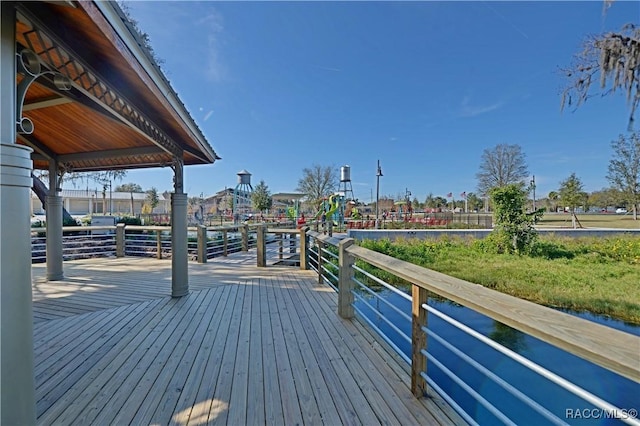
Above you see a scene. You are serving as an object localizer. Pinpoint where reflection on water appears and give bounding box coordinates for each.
[355,290,640,425]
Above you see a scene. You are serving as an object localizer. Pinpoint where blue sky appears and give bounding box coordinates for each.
[120,1,639,203]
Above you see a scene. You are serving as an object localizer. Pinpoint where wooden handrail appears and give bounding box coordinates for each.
[345,244,640,383]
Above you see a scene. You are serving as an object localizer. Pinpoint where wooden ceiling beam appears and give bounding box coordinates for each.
[56,146,167,163]
[18,133,56,160]
[22,95,73,111]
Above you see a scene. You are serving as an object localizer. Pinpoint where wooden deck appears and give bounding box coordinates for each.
[31,254,464,425]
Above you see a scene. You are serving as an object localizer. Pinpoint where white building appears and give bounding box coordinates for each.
[31,189,171,216]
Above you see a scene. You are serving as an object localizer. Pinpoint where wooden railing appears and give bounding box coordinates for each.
[30,222,295,263]
[305,230,640,423]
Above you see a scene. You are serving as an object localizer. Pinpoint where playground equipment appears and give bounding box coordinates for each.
[233,169,253,222]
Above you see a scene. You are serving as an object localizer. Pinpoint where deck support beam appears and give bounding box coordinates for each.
[0,2,36,423]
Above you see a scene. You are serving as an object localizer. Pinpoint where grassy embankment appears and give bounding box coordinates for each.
[359,235,640,325]
[537,213,639,229]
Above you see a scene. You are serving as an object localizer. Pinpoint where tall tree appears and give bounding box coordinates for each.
[476,144,529,195]
[252,180,273,213]
[547,191,559,213]
[561,23,640,129]
[466,192,484,212]
[607,132,640,219]
[296,164,338,209]
[115,183,143,193]
[146,187,159,211]
[558,173,585,228]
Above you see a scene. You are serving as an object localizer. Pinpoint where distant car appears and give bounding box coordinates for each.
[615,208,627,214]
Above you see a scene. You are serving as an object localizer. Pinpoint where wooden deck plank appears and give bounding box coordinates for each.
[207,283,246,424]
[272,274,324,425]
[89,294,205,425]
[276,273,346,426]
[173,284,240,426]
[35,304,133,398]
[39,297,183,424]
[303,273,461,425]
[32,256,465,426]
[246,279,266,426]
[263,271,305,426]
[125,288,222,425]
[286,273,381,426]
[258,277,285,426]
[225,280,253,426]
[35,298,168,417]
[154,285,233,426]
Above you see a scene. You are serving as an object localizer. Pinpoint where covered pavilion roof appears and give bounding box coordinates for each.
[14,1,219,173]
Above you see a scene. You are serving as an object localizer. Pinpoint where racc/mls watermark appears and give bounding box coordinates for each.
[565,408,638,420]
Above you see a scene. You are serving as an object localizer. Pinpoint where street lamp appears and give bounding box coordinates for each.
[376,160,383,229]
[530,175,536,211]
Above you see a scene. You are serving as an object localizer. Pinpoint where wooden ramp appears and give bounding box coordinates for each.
[32,256,465,425]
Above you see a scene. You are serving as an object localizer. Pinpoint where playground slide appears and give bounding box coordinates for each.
[325,195,340,225]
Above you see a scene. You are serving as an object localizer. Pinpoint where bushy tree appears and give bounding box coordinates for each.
[558,173,585,228]
[607,132,640,219]
[465,192,484,212]
[146,187,159,211]
[476,144,529,195]
[296,164,338,209]
[115,182,143,192]
[252,180,273,213]
[488,184,542,254]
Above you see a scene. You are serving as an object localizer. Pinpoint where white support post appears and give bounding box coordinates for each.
[171,157,188,297]
[46,160,63,280]
[1,3,36,423]
[171,192,189,297]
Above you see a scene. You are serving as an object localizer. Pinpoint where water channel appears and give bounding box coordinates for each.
[355,290,639,425]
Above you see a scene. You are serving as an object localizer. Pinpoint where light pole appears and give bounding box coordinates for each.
[405,188,412,219]
[376,160,383,229]
[530,175,536,211]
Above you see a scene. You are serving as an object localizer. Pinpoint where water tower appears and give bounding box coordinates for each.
[233,169,253,221]
[340,165,355,201]
[338,165,355,227]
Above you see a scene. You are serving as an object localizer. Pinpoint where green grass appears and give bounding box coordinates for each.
[359,235,640,325]
[538,213,639,229]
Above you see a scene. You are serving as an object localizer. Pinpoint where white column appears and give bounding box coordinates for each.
[1,6,36,421]
[46,161,64,280]
[171,192,188,297]
[171,157,188,297]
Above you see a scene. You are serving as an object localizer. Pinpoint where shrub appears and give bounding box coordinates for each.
[117,216,142,226]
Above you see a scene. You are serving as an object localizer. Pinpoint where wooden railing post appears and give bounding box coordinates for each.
[338,238,355,318]
[197,225,207,263]
[317,239,324,284]
[241,224,248,251]
[278,233,283,260]
[222,229,228,256]
[116,223,125,257]
[257,225,266,267]
[411,284,429,397]
[156,230,162,259]
[299,227,308,270]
